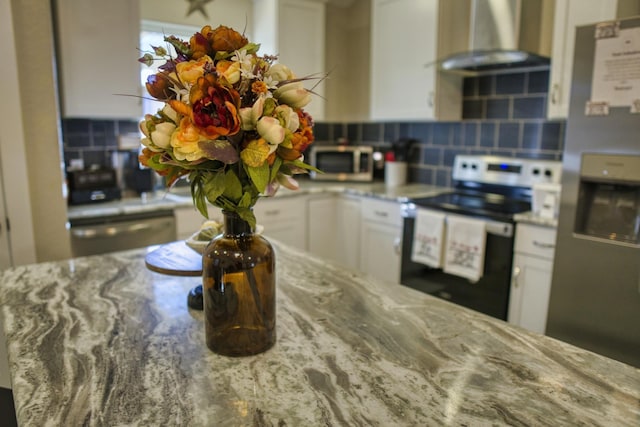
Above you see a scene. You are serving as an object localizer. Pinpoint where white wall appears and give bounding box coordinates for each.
[140,0,254,37]
[0,0,39,266]
[8,0,72,263]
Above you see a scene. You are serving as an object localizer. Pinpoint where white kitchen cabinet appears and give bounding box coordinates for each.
[174,206,207,240]
[360,198,403,283]
[252,0,326,121]
[254,196,308,251]
[547,0,640,118]
[370,0,463,121]
[508,223,558,334]
[55,0,142,119]
[335,195,362,271]
[307,194,337,259]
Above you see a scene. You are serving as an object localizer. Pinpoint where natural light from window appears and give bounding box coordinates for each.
[140,20,199,117]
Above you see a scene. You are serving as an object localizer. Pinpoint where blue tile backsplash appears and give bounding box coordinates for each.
[314,69,565,187]
[61,69,564,189]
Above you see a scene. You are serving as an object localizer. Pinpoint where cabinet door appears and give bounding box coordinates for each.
[508,254,554,334]
[335,196,361,271]
[253,0,326,121]
[547,0,618,118]
[308,195,338,260]
[175,206,208,240]
[55,0,142,118]
[370,0,439,120]
[254,196,307,251]
[360,220,402,284]
[279,0,326,121]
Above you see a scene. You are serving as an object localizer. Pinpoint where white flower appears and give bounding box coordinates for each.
[275,105,299,132]
[273,82,311,109]
[256,116,285,151]
[266,63,295,82]
[262,75,279,90]
[151,122,176,149]
[239,97,266,131]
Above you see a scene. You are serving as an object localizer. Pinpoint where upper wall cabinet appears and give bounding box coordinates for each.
[253,0,326,121]
[55,0,142,119]
[548,0,640,119]
[370,0,465,121]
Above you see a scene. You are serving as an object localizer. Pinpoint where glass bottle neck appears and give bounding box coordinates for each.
[222,211,253,236]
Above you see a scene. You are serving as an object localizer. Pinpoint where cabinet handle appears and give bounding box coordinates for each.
[374,210,388,218]
[393,237,402,255]
[265,209,281,216]
[532,240,555,249]
[551,83,559,105]
[512,266,521,288]
[428,91,434,107]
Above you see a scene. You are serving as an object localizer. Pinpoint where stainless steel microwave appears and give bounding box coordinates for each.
[309,146,373,181]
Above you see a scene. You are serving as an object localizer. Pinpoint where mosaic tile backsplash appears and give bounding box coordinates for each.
[314,70,564,187]
[62,69,564,189]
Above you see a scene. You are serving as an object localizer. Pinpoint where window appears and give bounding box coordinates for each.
[140,20,199,116]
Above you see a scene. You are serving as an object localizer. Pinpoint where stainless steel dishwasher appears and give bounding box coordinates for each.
[69,210,177,257]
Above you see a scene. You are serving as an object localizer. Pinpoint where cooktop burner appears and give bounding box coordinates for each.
[411,191,531,221]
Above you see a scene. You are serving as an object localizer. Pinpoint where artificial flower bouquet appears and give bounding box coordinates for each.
[138,25,318,228]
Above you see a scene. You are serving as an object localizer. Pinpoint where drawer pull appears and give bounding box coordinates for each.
[532,240,555,249]
[374,210,388,218]
[265,209,281,216]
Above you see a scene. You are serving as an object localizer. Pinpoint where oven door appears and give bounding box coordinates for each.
[400,205,515,320]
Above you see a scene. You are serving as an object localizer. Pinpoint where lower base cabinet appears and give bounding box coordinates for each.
[508,223,558,334]
[359,198,402,284]
[308,194,361,271]
[253,196,308,251]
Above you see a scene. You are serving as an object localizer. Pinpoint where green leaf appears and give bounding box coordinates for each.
[246,161,270,193]
[290,159,322,173]
[190,173,209,219]
[236,207,257,229]
[222,169,243,202]
[203,170,226,205]
[270,157,283,181]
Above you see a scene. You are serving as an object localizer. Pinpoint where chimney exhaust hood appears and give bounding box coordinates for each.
[440,0,553,74]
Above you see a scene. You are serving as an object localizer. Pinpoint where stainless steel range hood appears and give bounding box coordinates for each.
[440,0,554,74]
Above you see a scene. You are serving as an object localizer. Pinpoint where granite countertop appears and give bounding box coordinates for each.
[67,181,448,220]
[1,243,639,426]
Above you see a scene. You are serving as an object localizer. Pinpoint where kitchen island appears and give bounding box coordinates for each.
[1,242,639,426]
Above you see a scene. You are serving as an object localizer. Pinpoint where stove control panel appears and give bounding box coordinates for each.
[453,155,562,187]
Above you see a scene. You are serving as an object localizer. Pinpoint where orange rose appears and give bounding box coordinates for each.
[208,25,248,52]
[145,72,175,100]
[216,60,241,84]
[189,31,211,60]
[170,117,209,162]
[176,56,213,85]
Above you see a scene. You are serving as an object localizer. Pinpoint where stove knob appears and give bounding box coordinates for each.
[471,163,478,170]
[532,168,540,176]
[461,162,468,169]
[545,169,553,178]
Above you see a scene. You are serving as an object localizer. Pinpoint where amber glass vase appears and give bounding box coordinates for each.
[202,210,276,356]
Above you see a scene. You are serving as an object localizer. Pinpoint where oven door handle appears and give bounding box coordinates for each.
[71,220,170,239]
[402,205,513,238]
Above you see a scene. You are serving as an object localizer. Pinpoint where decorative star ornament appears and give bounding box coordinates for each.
[186,0,215,18]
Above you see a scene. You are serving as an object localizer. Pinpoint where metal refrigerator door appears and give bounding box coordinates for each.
[546,16,640,368]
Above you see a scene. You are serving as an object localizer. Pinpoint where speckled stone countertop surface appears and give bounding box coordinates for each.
[67,181,448,220]
[1,243,639,426]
